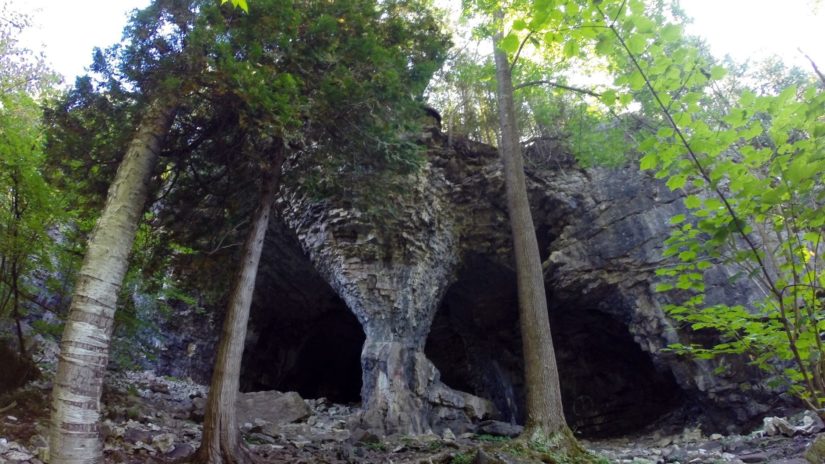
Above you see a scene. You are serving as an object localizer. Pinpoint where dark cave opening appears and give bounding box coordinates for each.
[425,255,684,438]
[240,222,365,404]
[549,291,685,437]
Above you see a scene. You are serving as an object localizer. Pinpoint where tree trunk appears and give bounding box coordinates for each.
[49,98,177,464]
[195,152,284,464]
[492,26,569,440]
[11,257,25,357]
[10,172,26,357]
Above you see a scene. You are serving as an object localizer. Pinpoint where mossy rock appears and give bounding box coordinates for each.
[806,433,825,464]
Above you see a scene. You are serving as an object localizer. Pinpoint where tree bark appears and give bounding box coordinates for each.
[11,257,25,357]
[492,25,569,439]
[9,172,26,357]
[49,98,177,464]
[195,152,284,464]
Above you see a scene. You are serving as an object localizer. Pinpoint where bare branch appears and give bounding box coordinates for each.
[611,0,628,26]
[514,79,602,98]
[799,48,825,86]
[510,31,535,72]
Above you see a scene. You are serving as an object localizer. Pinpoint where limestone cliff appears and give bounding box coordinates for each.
[245,130,785,437]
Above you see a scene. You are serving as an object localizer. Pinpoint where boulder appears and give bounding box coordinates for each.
[236,390,311,426]
[476,420,523,438]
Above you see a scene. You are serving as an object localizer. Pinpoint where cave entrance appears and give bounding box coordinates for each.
[549,288,684,437]
[240,222,365,404]
[425,255,684,438]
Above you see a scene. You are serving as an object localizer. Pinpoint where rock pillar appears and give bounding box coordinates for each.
[279,164,494,434]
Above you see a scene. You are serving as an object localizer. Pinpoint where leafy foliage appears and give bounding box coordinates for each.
[40,0,450,325]
[456,0,825,415]
[431,4,634,167]
[583,0,825,409]
[6,0,825,426]
[0,3,64,355]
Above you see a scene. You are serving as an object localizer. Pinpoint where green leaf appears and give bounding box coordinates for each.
[639,153,658,170]
[704,198,722,210]
[661,24,681,43]
[679,250,697,261]
[620,93,634,105]
[670,214,686,225]
[804,232,821,243]
[666,174,687,190]
[512,19,528,31]
[563,39,580,58]
[222,0,249,12]
[499,33,520,54]
[655,283,674,292]
[709,65,726,80]
[596,36,613,55]
[601,89,616,106]
[544,31,561,45]
[684,195,701,209]
[628,70,645,91]
[635,17,656,33]
[627,35,647,55]
[786,156,812,183]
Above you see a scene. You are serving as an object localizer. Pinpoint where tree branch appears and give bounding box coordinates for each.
[611,0,628,26]
[514,80,602,98]
[0,275,57,313]
[799,48,825,86]
[520,135,565,146]
[510,31,534,73]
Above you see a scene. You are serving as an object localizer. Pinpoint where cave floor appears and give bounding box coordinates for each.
[0,371,817,464]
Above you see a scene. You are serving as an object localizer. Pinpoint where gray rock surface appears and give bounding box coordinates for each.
[273,133,783,435]
[0,371,818,464]
[236,390,311,427]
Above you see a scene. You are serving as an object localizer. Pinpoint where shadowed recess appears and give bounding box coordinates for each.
[240,221,364,404]
[425,255,684,438]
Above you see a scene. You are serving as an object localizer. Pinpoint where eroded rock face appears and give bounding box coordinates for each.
[534,164,779,432]
[277,134,487,434]
[267,132,782,437]
[240,220,365,404]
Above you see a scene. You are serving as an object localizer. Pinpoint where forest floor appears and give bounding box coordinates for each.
[0,370,821,464]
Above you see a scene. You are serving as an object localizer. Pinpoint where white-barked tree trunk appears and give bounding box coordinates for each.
[49,98,177,464]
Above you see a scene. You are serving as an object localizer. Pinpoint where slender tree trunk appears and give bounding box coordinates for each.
[49,98,177,464]
[195,152,284,464]
[492,25,571,442]
[9,172,26,357]
[11,258,25,357]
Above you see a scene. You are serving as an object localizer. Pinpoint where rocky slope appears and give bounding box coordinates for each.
[0,371,820,463]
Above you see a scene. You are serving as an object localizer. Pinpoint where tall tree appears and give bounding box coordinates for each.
[196,152,283,464]
[490,12,573,446]
[49,96,178,464]
[46,1,208,460]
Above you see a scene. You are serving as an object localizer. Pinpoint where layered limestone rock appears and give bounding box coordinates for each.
[266,131,781,436]
[535,164,776,431]
[277,135,497,434]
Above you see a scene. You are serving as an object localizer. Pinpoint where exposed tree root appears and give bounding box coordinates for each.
[0,401,17,414]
